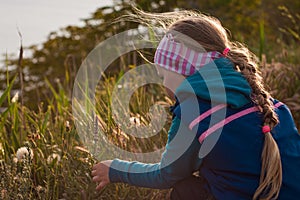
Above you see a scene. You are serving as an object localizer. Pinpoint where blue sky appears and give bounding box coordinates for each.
[0,0,113,58]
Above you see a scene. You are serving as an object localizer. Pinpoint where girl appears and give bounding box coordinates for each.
[91,9,300,200]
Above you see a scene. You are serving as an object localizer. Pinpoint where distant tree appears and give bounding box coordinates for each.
[1,0,299,109]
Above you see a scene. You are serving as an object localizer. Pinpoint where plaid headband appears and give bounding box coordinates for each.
[154,34,224,76]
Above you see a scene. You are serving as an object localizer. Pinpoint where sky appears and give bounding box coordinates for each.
[0,0,113,59]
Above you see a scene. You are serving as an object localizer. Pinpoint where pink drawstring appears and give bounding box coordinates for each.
[262,125,271,134]
[223,47,230,56]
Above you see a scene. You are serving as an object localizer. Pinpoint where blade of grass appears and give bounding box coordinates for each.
[0,76,16,107]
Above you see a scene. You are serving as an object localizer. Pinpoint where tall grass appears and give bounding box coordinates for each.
[261,54,300,130]
[0,61,171,199]
[0,51,299,199]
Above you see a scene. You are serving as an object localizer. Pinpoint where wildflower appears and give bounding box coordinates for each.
[13,157,18,164]
[16,147,33,162]
[65,120,70,132]
[129,117,141,126]
[36,185,45,194]
[47,153,61,164]
[54,78,60,83]
[11,92,19,103]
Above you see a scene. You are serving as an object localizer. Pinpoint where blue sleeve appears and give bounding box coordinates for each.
[109,116,202,189]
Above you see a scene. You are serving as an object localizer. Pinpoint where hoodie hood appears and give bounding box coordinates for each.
[175,57,252,108]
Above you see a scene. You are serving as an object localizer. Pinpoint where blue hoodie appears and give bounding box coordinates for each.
[109,58,300,199]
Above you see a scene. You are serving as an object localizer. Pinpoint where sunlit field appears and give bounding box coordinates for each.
[1,1,299,199]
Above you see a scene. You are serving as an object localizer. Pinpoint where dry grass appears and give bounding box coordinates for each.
[261,54,300,130]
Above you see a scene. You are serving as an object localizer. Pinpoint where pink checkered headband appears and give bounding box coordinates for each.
[154,34,230,76]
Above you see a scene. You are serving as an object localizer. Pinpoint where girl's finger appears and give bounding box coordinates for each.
[91,170,97,176]
[92,163,100,170]
[96,181,107,191]
[92,175,102,182]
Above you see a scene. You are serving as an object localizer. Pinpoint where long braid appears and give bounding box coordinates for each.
[227,44,282,200]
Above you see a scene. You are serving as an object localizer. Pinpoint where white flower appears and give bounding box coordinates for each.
[47,153,61,164]
[16,147,33,161]
[35,185,45,193]
[65,120,71,132]
[13,157,18,164]
[11,92,19,103]
[66,121,70,127]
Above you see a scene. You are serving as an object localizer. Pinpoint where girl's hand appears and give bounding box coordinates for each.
[92,160,113,190]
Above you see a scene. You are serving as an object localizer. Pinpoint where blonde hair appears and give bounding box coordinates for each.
[125,8,282,199]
